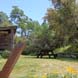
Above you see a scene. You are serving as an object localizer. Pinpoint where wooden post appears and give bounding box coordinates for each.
[0,42,25,78]
[10,29,14,50]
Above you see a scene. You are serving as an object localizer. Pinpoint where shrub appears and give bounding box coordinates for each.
[1,50,10,59]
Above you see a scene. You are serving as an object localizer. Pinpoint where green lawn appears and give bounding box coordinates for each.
[0,55,78,78]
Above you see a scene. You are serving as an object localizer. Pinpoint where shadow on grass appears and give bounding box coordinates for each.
[23,55,78,62]
[55,57,78,62]
[23,55,54,59]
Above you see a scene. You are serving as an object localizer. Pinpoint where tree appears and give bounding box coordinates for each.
[10,6,25,24]
[0,11,12,26]
[46,0,78,47]
[25,20,56,55]
[10,6,30,37]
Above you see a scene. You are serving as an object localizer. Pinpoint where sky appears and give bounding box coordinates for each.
[76,0,78,3]
[0,0,52,24]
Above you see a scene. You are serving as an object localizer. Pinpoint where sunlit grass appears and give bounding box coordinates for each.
[0,57,7,71]
[0,55,78,78]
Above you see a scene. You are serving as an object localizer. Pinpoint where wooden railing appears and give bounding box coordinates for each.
[0,42,25,78]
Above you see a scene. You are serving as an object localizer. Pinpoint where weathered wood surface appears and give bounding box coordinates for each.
[0,42,25,78]
[0,26,17,50]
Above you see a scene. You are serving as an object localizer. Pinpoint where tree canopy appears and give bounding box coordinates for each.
[0,11,12,26]
[0,2,78,55]
[44,0,78,52]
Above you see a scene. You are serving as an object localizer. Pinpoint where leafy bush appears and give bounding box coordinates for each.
[54,45,71,53]
[22,46,37,56]
[1,50,10,59]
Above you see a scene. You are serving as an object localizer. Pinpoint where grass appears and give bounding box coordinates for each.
[0,55,78,78]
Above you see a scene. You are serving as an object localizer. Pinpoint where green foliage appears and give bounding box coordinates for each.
[10,6,33,37]
[14,36,25,44]
[54,45,71,53]
[0,11,8,21]
[0,11,12,26]
[46,0,78,52]
[64,44,78,53]
[10,6,25,23]
[1,50,10,59]
[24,21,56,55]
